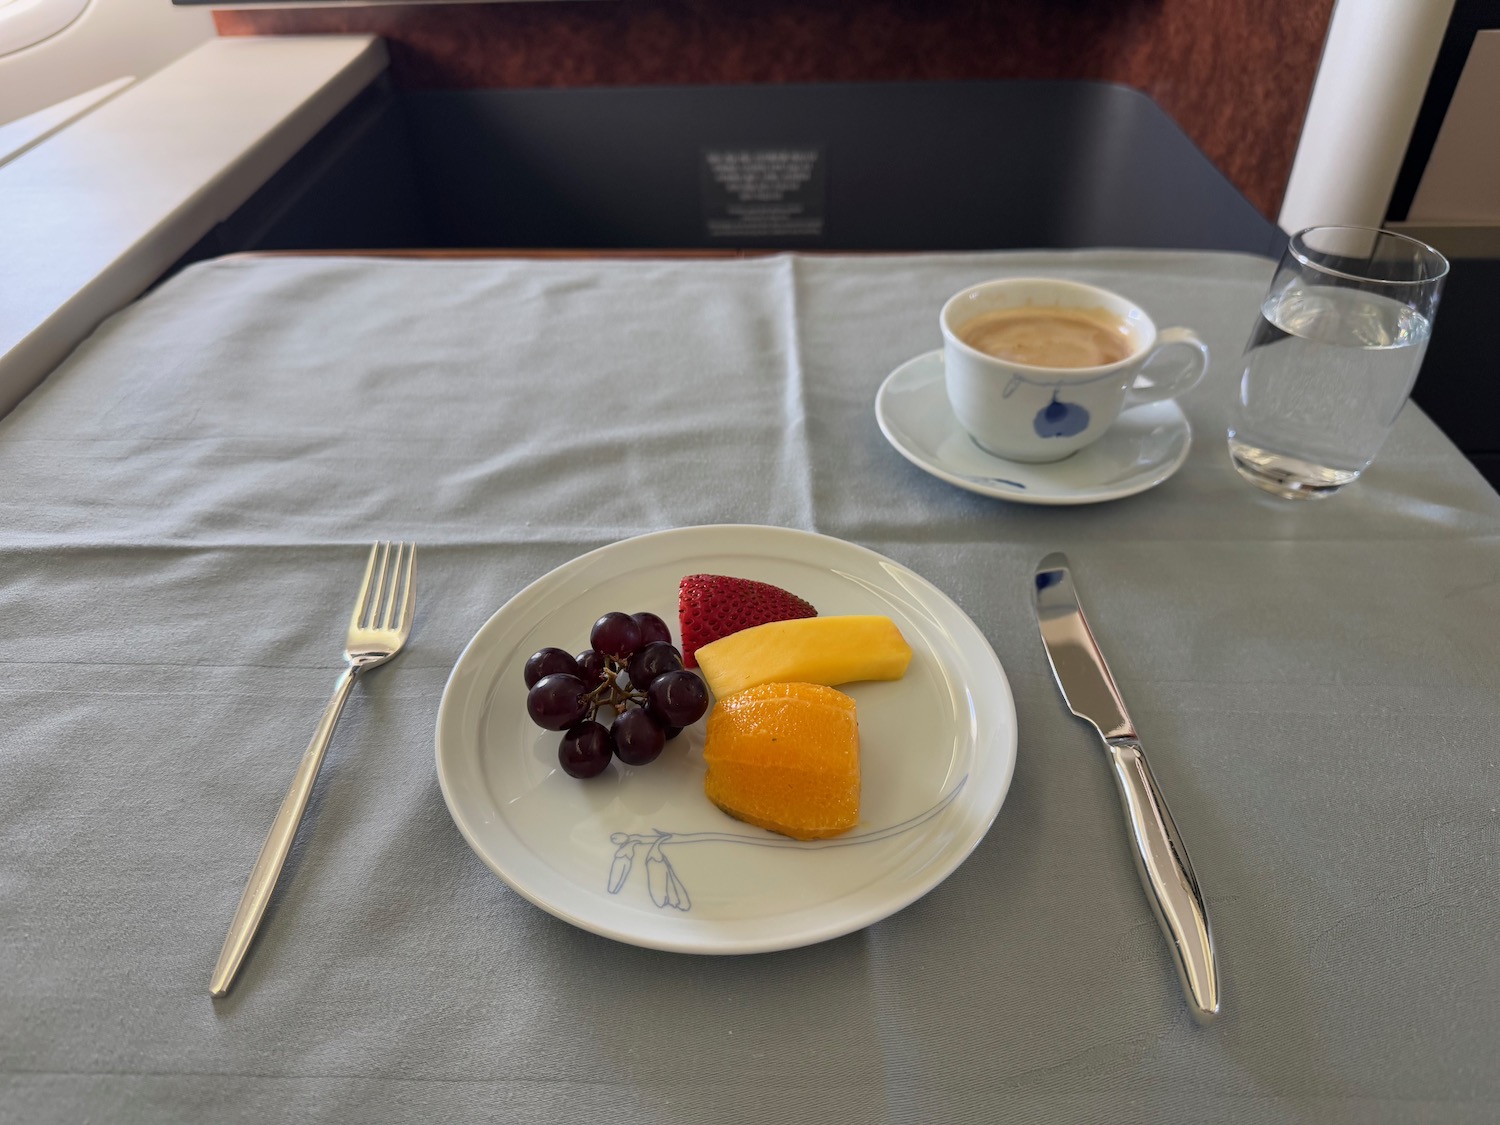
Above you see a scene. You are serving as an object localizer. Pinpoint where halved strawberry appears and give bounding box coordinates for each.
[678,575,817,667]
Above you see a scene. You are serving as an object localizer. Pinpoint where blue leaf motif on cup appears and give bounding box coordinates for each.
[1034,390,1090,439]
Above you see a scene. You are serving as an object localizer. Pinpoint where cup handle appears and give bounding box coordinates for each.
[1125,327,1210,407]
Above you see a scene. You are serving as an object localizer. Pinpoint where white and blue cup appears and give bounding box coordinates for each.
[940,278,1210,463]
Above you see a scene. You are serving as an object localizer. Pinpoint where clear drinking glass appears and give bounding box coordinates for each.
[1226,225,1448,499]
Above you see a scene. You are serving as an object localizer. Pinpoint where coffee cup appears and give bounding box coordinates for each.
[940,278,1210,463]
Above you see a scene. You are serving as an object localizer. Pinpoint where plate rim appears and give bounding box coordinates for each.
[433,523,1018,954]
[875,349,1192,505]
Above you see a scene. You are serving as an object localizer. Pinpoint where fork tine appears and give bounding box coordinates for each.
[369,542,393,628]
[397,543,416,634]
[350,542,381,632]
[380,542,406,630]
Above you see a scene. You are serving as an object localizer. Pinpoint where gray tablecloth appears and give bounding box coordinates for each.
[3,251,1498,1125]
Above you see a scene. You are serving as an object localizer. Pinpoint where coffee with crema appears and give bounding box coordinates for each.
[958,305,1133,368]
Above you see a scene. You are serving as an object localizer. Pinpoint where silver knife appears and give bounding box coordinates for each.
[1033,552,1220,1023]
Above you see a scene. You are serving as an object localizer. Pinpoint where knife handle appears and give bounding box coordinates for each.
[1105,737,1220,1023]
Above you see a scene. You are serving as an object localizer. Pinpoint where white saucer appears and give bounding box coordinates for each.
[875,350,1193,505]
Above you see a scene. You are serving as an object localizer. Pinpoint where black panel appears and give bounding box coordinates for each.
[1411,259,1500,456]
[1472,454,1500,491]
[401,81,1283,256]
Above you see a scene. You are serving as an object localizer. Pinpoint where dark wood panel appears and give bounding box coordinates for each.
[213,0,1335,220]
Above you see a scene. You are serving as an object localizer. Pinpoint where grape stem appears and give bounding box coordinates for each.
[584,657,648,718]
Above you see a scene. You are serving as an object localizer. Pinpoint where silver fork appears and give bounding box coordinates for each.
[210,542,416,998]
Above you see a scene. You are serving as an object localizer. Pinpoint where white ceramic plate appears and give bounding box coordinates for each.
[875,350,1193,505]
[435,524,1016,954]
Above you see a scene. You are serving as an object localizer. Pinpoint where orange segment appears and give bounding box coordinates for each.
[702,682,860,840]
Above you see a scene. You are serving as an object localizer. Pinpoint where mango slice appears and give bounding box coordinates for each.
[703,682,860,840]
[694,615,913,699]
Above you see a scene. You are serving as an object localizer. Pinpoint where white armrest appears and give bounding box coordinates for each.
[0,77,135,169]
[0,34,388,418]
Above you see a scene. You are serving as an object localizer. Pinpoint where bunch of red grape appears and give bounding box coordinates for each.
[524,611,710,779]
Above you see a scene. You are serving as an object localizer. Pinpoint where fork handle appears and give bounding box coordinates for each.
[210,665,359,997]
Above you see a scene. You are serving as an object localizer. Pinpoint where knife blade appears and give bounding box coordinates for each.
[1033,552,1220,1023]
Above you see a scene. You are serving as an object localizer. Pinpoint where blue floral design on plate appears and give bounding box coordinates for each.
[606,776,968,911]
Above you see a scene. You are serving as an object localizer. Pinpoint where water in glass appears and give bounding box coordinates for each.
[1228,284,1431,499]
